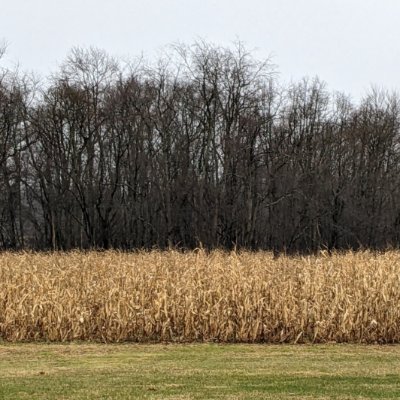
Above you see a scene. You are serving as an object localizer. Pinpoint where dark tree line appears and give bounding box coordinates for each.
[1,41,400,252]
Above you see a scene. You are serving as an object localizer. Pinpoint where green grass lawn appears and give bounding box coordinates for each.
[1,343,399,399]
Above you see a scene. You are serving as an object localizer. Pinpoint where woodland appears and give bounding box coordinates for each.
[0,42,399,251]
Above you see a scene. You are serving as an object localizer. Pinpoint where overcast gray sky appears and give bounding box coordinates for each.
[1,0,400,100]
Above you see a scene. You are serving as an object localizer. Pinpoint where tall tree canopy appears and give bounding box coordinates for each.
[1,42,399,252]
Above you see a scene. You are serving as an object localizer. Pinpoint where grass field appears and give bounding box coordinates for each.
[2,250,400,343]
[1,343,400,399]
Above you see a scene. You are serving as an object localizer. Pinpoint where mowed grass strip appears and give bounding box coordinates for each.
[0,344,400,399]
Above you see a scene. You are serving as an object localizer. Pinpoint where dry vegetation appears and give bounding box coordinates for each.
[1,250,400,343]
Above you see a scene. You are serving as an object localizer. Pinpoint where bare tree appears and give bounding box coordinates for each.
[2,41,400,252]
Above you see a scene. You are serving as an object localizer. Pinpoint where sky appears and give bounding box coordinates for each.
[1,0,400,101]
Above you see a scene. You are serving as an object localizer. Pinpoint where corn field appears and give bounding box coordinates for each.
[1,250,400,343]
